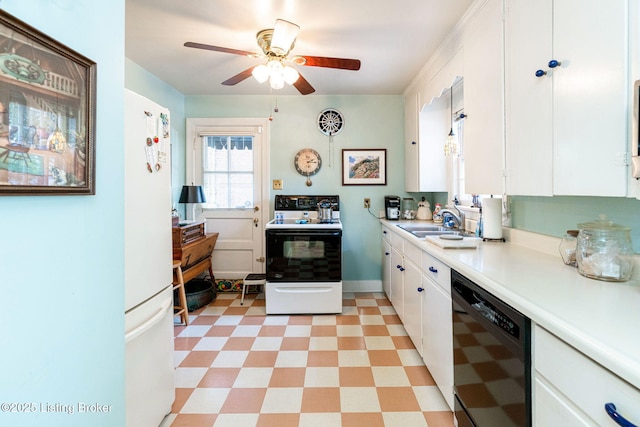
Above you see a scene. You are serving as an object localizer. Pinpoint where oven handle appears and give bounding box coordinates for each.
[266,230,342,237]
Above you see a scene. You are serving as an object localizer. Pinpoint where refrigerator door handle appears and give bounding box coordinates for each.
[125,298,172,343]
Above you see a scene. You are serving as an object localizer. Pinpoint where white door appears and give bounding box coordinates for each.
[186,118,270,279]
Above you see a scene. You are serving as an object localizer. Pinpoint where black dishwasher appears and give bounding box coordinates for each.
[451,269,531,427]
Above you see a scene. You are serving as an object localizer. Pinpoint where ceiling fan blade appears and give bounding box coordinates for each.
[221,67,256,86]
[293,73,315,95]
[184,41,258,58]
[298,55,361,71]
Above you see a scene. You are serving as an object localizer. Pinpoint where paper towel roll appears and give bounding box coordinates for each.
[482,197,502,239]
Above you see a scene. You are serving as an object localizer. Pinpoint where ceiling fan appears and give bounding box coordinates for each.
[184,19,361,95]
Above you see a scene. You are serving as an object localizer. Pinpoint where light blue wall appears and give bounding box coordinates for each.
[186,95,408,281]
[511,196,640,252]
[0,2,125,427]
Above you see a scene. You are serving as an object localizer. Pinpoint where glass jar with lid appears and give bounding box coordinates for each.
[559,230,579,267]
[401,198,416,220]
[576,215,634,282]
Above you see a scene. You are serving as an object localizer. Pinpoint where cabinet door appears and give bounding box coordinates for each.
[552,0,627,196]
[382,240,392,299]
[506,0,628,197]
[390,247,404,320]
[422,275,454,410]
[403,259,423,356]
[535,378,591,427]
[505,0,553,196]
[405,92,420,192]
[463,0,505,195]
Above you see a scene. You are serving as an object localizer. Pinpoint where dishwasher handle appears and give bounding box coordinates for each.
[605,403,638,427]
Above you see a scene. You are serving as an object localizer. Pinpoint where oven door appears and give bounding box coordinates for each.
[266,228,342,282]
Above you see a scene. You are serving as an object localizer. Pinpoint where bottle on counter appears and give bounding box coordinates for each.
[433,203,443,224]
[475,208,483,238]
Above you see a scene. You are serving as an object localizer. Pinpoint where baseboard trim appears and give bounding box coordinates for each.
[342,280,383,293]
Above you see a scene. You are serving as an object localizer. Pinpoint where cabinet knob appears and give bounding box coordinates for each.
[535,69,547,77]
[417,287,424,292]
[429,266,438,273]
[399,266,405,271]
[548,59,561,68]
[385,252,390,256]
[605,403,637,427]
[411,141,417,145]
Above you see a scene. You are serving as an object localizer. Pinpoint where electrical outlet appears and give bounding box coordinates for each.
[364,198,370,209]
[273,179,283,190]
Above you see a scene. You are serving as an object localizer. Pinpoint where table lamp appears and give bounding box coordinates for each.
[179,185,206,223]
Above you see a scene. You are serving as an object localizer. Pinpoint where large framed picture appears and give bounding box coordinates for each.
[0,10,96,195]
[342,149,387,186]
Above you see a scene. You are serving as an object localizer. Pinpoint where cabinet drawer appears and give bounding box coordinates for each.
[382,225,392,243]
[534,326,640,426]
[421,251,450,294]
[381,226,402,250]
[404,240,422,266]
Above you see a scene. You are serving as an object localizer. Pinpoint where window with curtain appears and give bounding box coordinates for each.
[202,135,254,209]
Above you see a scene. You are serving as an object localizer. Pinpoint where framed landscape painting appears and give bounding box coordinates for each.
[342,149,387,185]
[0,10,96,195]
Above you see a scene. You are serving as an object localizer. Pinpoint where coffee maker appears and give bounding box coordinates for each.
[384,195,401,220]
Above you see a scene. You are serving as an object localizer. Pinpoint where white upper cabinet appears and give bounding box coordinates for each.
[404,51,463,192]
[404,92,421,191]
[505,0,629,196]
[463,0,505,195]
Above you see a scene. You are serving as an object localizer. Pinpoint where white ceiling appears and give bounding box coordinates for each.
[125,0,474,96]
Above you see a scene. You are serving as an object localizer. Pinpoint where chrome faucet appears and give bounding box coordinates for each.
[440,205,465,229]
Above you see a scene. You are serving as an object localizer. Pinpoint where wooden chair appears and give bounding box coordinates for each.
[172,261,189,325]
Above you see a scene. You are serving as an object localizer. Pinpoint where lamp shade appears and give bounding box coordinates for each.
[179,185,206,204]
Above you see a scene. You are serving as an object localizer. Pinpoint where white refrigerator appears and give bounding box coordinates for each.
[124,89,174,427]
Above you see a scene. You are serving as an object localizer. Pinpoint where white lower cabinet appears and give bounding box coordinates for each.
[421,272,454,410]
[390,247,404,321]
[382,239,392,299]
[421,250,453,410]
[534,325,640,426]
[382,228,454,411]
[402,257,423,356]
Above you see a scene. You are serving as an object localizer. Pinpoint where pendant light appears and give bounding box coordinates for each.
[444,86,458,156]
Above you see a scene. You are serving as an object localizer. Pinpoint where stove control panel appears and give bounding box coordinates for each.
[274,195,339,211]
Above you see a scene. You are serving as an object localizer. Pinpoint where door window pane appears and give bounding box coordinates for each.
[202,135,254,208]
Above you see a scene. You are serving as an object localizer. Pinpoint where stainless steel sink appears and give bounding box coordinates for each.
[396,224,460,238]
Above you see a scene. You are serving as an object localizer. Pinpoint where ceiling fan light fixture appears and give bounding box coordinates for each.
[271,19,299,55]
[267,58,283,74]
[269,74,285,90]
[252,64,269,83]
[283,65,299,84]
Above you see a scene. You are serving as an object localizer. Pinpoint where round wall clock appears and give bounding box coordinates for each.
[294,148,322,186]
[317,108,344,137]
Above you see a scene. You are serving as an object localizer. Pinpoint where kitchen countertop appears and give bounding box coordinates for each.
[381,219,640,390]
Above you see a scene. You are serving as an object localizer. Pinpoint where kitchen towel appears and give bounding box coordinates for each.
[482,197,502,240]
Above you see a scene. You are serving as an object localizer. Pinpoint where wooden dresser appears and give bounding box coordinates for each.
[172,221,218,283]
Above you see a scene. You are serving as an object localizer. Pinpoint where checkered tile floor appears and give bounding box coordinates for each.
[160,291,454,427]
